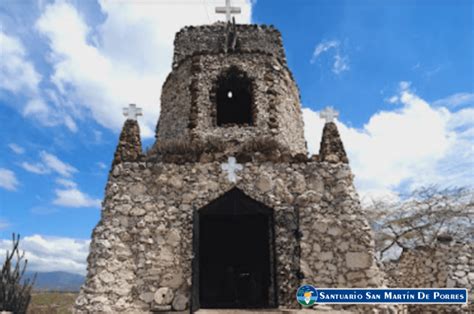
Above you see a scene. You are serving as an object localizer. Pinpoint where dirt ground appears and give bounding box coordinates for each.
[27,292,78,314]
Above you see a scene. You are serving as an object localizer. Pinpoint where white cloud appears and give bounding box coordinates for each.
[21,162,49,174]
[96,162,107,170]
[55,178,77,188]
[0,31,41,94]
[8,143,25,154]
[310,39,349,74]
[0,168,19,191]
[311,40,340,61]
[20,151,77,177]
[333,53,349,74]
[40,151,77,177]
[53,188,101,208]
[0,235,90,275]
[433,92,474,108]
[386,95,399,104]
[0,219,10,230]
[0,30,79,132]
[34,0,252,138]
[303,84,473,200]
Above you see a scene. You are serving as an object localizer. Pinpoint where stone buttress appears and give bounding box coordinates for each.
[75,23,388,314]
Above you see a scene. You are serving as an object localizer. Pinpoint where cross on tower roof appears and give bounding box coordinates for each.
[221,156,243,183]
[215,0,241,22]
[123,104,143,121]
[320,106,339,123]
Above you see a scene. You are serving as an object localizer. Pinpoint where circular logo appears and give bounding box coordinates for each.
[296,285,318,307]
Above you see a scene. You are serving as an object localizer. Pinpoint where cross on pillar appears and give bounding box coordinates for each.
[221,156,243,183]
[320,106,339,123]
[215,0,241,22]
[123,104,143,120]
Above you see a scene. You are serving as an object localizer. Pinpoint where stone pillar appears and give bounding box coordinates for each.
[113,119,143,166]
[319,122,349,164]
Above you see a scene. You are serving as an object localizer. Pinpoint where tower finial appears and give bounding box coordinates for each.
[215,0,241,22]
[123,104,143,121]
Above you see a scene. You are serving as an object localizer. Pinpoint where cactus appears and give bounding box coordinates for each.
[0,233,36,314]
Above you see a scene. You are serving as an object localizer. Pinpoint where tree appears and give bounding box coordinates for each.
[365,186,474,260]
[0,233,36,313]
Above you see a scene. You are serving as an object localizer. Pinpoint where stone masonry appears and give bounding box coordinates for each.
[384,239,473,314]
[76,22,399,314]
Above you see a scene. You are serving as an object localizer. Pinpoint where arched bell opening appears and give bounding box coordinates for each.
[213,67,254,127]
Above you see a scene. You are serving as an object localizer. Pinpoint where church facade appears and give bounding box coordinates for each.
[75,22,388,313]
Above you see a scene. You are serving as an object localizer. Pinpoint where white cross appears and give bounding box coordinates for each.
[123,104,143,120]
[215,0,241,22]
[319,106,339,123]
[221,156,243,183]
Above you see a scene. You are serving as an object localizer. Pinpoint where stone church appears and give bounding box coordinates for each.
[75,20,390,314]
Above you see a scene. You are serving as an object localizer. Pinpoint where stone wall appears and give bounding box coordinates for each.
[384,241,473,313]
[75,159,386,313]
[172,24,287,68]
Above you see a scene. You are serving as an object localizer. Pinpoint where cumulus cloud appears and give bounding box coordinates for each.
[303,83,473,200]
[53,188,101,208]
[0,235,90,275]
[0,168,19,191]
[34,0,252,138]
[21,162,49,174]
[310,39,349,74]
[8,143,25,154]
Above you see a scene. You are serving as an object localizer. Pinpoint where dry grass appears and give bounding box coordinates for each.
[27,292,77,314]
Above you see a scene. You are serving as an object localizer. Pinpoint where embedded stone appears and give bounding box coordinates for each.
[320,251,333,261]
[99,271,114,283]
[166,229,181,247]
[154,287,174,305]
[346,252,371,269]
[327,226,342,236]
[139,292,155,303]
[256,174,273,192]
[130,207,146,216]
[129,183,147,195]
[172,293,189,311]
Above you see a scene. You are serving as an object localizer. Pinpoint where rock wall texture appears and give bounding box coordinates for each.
[113,119,143,166]
[155,23,306,156]
[172,24,287,68]
[75,159,387,313]
[384,241,473,314]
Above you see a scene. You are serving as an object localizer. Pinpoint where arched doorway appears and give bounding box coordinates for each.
[192,188,277,310]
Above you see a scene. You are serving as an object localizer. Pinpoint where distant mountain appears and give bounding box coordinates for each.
[24,271,85,292]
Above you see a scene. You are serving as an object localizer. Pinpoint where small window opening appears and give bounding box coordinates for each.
[215,68,253,126]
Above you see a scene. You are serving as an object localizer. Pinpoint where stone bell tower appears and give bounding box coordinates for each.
[75,20,388,314]
[155,23,307,159]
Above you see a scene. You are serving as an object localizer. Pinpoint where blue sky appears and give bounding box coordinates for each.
[0,0,472,274]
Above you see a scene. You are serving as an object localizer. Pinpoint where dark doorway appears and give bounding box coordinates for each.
[215,67,253,126]
[192,189,277,310]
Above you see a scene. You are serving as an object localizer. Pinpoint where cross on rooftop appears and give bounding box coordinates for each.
[320,106,339,123]
[123,104,143,120]
[221,156,243,183]
[215,0,241,22]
